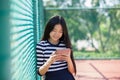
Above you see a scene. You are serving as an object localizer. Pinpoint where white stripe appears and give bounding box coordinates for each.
[37,62,43,64]
[43,55,50,58]
[37,58,43,60]
[50,63,67,68]
[36,50,43,53]
[36,46,45,50]
[44,51,53,53]
[54,61,66,64]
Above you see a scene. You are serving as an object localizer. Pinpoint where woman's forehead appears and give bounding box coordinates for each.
[54,24,63,30]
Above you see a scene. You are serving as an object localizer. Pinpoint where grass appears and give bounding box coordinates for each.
[73,51,120,60]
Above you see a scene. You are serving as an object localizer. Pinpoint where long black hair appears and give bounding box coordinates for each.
[41,15,76,74]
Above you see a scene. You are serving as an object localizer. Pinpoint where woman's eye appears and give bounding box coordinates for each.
[59,31,63,33]
[52,30,57,32]
[52,29,63,33]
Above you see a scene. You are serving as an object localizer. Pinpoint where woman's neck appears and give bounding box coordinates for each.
[48,39,59,45]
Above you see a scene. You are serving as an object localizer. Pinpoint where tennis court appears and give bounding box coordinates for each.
[75,60,120,80]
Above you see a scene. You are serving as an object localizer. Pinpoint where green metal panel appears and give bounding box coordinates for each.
[0,0,11,80]
[9,0,37,80]
[36,1,44,80]
[39,0,44,39]
[0,0,44,80]
[33,0,44,44]
[33,0,39,43]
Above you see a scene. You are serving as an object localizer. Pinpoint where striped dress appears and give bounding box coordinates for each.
[36,40,75,80]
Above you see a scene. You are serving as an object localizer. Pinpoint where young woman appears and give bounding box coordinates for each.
[36,15,76,80]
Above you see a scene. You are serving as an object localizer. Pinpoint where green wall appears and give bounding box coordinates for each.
[0,0,44,80]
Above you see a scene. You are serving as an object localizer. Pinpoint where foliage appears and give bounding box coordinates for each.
[43,0,120,54]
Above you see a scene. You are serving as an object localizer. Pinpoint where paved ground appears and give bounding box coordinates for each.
[75,60,120,80]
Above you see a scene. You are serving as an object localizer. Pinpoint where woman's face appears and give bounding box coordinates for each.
[49,24,63,43]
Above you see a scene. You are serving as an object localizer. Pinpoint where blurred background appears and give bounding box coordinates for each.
[0,0,120,80]
[43,0,120,59]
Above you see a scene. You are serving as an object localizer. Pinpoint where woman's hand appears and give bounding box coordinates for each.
[55,48,71,62]
[48,51,64,63]
[55,48,75,74]
[48,49,75,75]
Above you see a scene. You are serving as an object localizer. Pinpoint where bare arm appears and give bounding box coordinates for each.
[38,57,53,75]
[66,57,75,75]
